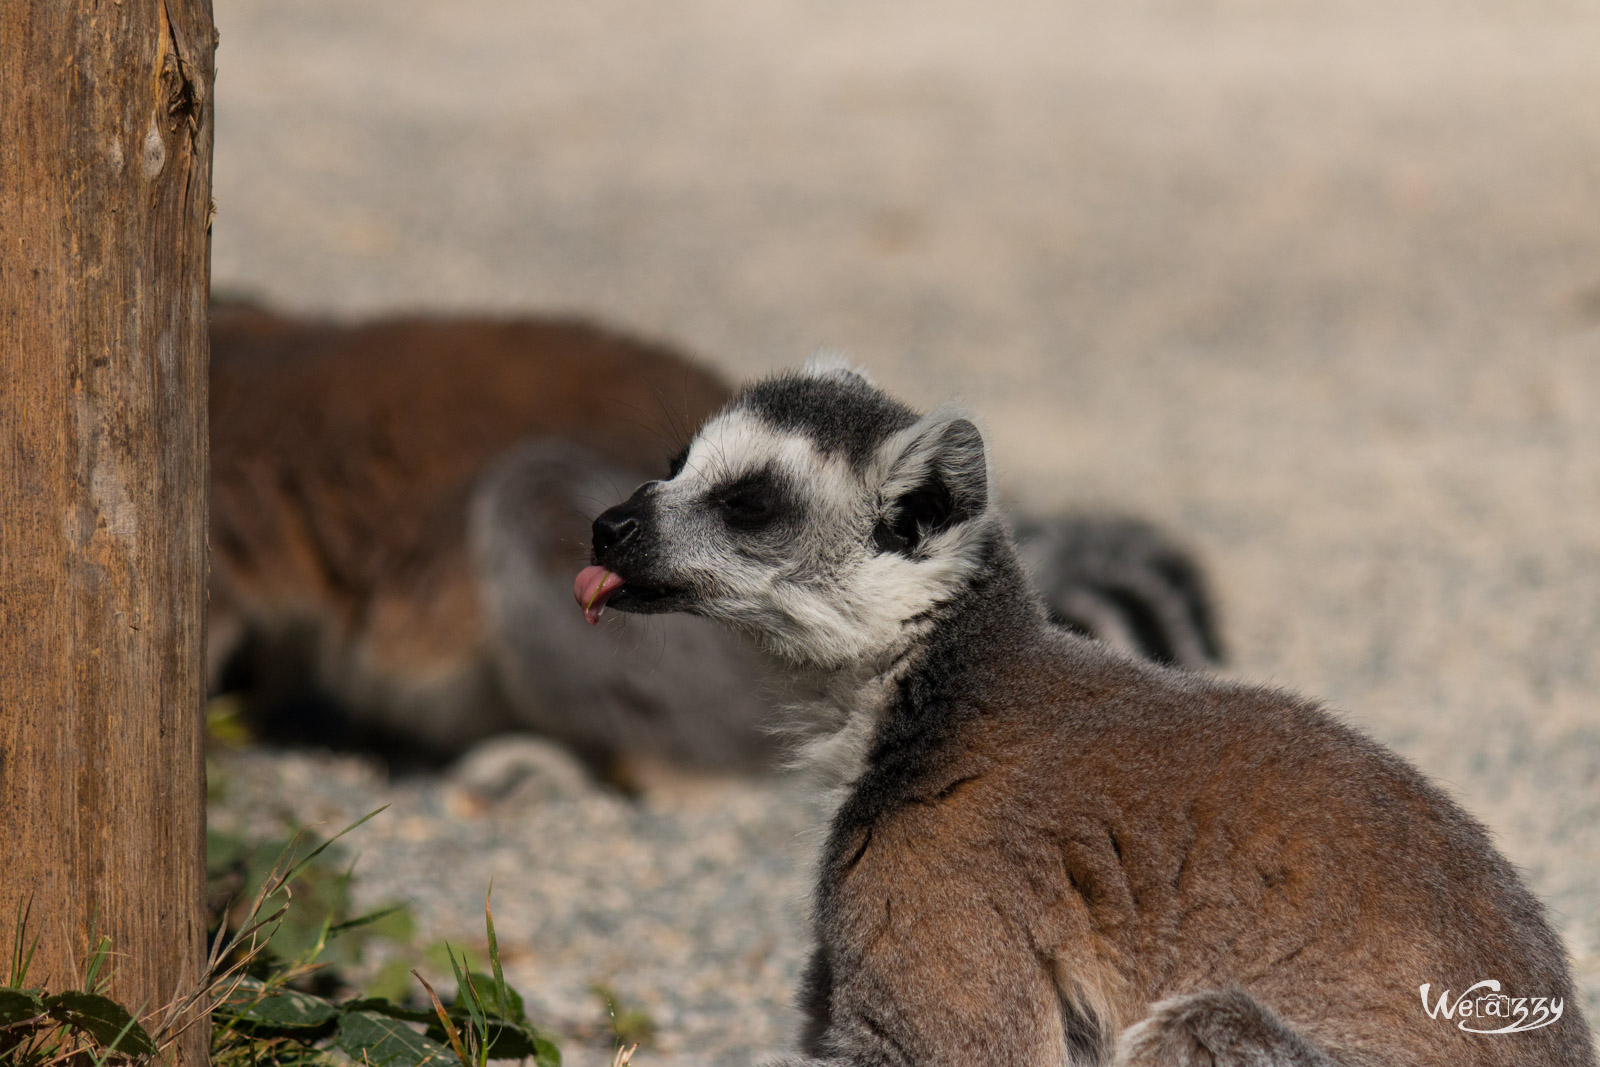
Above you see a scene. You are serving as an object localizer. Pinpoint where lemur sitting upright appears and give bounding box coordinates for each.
[576,361,1592,1067]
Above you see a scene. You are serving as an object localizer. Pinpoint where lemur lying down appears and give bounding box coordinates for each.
[211,305,1222,774]
[577,362,1592,1066]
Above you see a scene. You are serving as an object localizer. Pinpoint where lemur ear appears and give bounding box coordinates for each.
[873,410,989,555]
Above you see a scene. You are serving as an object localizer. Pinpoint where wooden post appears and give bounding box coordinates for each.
[0,2,216,1064]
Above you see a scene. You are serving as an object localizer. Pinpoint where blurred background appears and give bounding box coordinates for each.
[206,0,1600,1062]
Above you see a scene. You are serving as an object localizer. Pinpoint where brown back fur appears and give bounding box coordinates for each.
[209,305,737,762]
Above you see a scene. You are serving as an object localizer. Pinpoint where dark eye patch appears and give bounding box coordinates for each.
[709,467,787,530]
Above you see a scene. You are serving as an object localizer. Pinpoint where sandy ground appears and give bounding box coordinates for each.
[209,0,1600,1061]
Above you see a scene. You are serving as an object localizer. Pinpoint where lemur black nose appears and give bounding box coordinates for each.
[591,507,640,555]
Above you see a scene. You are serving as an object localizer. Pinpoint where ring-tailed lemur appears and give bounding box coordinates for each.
[210,305,1221,775]
[577,360,1591,1066]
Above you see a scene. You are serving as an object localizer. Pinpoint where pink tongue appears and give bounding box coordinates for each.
[573,565,626,625]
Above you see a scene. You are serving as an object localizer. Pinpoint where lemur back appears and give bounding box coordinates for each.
[578,362,1592,1066]
[208,304,753,769]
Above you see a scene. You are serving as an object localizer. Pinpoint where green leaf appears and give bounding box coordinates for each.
[483,889,508,1021]
[217,977,337,1029]
[338,997,438,1026]
[9,894,38,987]
[81,934,113,995]
[43,991,157,1056]
[330,903,415,943]
[533,1033,562,1067]
[337,1010,454,1067]
[478,1021,542,1060]
[422,1018,547,1062]
[445,949,487,1040]
[0,988,45,1026]
[456,972,523,1024]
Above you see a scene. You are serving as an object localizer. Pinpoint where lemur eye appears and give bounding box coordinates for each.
[667,447,690,480]
[718,490,772,525]
[711,468,784,529]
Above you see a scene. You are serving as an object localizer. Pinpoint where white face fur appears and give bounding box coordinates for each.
[591,366,1000,675]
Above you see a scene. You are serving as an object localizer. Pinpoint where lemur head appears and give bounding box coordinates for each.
[574,360,1003,670]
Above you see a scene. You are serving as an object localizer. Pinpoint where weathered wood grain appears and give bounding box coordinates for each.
[1,2,216,1062]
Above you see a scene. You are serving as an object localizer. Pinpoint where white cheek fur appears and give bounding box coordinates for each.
[640,393,1000,786]
[658,404,997,667]
[758,518,991,668]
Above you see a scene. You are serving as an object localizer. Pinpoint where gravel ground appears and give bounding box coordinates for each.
[208,1,1600,1062]
[210,744,825,1063]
